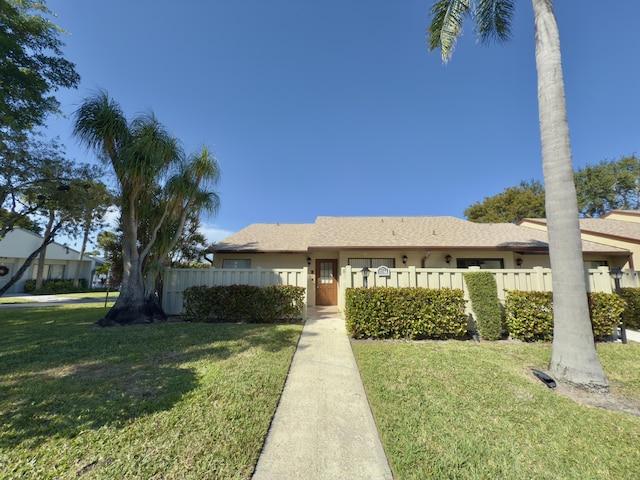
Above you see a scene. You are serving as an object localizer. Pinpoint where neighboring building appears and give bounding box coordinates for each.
[519,210,640,268]
[213,216,629,306]
[0,228,100,294]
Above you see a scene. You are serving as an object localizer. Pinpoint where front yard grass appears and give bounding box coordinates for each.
[353,340,640,480]
[0,304,301,479]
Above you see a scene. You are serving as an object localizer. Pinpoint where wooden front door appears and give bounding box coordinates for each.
[316,259,338,306]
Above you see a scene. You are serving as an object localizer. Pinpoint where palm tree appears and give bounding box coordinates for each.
[428,0,609,391]
[73,91,220,326]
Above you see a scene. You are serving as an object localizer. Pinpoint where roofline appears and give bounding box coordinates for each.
[601,210,640,219]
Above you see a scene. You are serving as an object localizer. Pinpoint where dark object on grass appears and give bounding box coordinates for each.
[532,369,557,389]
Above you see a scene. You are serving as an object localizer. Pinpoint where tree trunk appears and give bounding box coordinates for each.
[532,0,608,391]
[73,218,91,287]
[35,210,56,290]
[97,201,167,326]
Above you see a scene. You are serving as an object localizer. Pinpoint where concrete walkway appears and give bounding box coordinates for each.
[252,307,393,480]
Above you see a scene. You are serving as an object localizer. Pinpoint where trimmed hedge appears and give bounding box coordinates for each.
[463,271,504,340]
[345,287,468,340]
[620,288,640,330]
[24,278,88,294]
[182,284,305,323]
[504,290,625,342]
[504,291,554,342]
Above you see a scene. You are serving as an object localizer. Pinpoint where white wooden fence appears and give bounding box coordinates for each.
[338,266,621,309]
[162,267,308,315]
[162,265,636,315]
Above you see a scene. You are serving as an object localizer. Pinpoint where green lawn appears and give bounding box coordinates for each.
[353,340,640,480]
[0,304,301,479]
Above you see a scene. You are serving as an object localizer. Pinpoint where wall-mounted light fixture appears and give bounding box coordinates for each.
[516,258,523,267]
[307,257,311,266]
[402,255,408,265]
[445,254,452,265]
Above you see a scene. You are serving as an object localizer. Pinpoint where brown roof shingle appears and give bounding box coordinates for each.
[214,216,629,254]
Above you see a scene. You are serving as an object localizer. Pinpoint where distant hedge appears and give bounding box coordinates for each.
[345,287,468,340]
[24,278,87,294]
[183,284,305,323]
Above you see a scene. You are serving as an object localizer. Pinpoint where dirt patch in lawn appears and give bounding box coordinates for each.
[531,370,640,418]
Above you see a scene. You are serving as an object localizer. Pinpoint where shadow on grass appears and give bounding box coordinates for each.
[0,305,301,449]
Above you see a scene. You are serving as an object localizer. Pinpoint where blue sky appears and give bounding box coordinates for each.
[44,1,640,249]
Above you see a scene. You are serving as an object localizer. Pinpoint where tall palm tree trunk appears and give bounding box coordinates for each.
[96,201,166,326]
[532,0,608,391]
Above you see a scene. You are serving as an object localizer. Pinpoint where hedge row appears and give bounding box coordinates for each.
[504,290,625,342]
[345,286,627,342]
[345,287,468,340]
[24,278,88,294]
[182,284,305,323]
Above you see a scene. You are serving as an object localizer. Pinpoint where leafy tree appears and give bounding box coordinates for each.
[0,0,80,135]
[96,230,122,287]
[0,134,62,238]
[428,0,608,390]
[575,155,640,217]
[0,155,90,296]
[465,180,545,223]
[69,164,114,287]
[73,92,220,326]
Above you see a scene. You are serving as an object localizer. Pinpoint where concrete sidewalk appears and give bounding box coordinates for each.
[252,307,393,480]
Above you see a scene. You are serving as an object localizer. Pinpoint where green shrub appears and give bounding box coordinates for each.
[23,278,88,294]
[505,291,554,342]
[588,292,625,340]
[505,290,624,342]
[620,288,640,329]
[463,272,504,340]
[345,287,467,340]
[182,284,305,323]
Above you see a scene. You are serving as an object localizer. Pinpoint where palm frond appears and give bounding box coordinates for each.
[72,90,129,166]
[427,0,471,63]
[475,0,515,45]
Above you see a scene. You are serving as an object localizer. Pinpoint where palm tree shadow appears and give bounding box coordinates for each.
[1,313,301,450]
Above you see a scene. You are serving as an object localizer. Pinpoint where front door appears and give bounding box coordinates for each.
[316,259,338,306]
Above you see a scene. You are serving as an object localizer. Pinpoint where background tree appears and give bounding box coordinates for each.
[464,155,640,222]
[96,230,122,287]
[575,155,640,217]
[465,180,545,223]
[428,0,609,390]
[0,155,89,296]
[69,164,114,287]
[73,92,220,326]
[0,0,79,136]
[0,135,62,237]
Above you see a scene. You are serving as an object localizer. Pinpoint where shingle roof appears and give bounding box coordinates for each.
[214,216,629,255]
[214,223,314,252]
[521,216,640,244]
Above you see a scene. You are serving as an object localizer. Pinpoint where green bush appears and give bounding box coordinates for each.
[182,284,305,323]
[505,290,624,342]
[588,292,625,340]
[620,288,640,329]
[463,272,504,340]
[345,287,467,340]
[505,291,554,342]
[23,278,88,294]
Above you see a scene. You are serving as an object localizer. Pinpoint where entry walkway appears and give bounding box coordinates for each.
[252,306,393,480]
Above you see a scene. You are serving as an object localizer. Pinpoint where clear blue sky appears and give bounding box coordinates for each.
[44,1,640,248]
